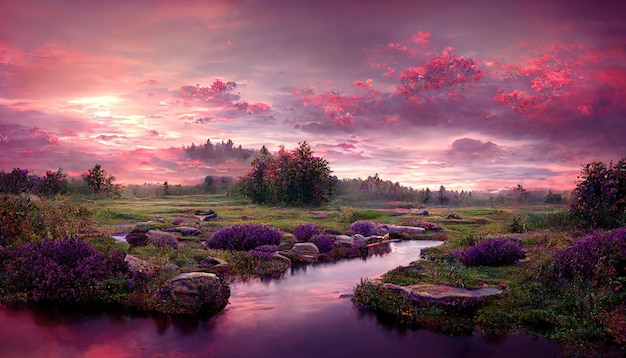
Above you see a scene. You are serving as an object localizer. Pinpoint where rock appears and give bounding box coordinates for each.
[421,210,429,216]
[126,231,149,246]
[352,234,369,248]
[197,256,231,273]
[194,209,216,216]
[164,227,201,236]
[203,213,218,221]
[147,230,179,248]
[158,262,180,276]
[283,243,320,263]
[280,249,317,263]
[335,235,353,245]
[158,272,230,315]
[292,242,320,256]
[447,213,462,220]
[124,254,153,274]
[272,252,292,265]
[384,225,426,234]
[278,234,297,251]
[171,217,198,227]
[381,282,501,308]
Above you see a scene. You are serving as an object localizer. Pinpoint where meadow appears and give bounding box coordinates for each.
[1,190,624,357]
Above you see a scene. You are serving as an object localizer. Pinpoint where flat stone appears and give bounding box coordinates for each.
[164,226,201,236]
[384,225,426,234]
[404,284,502,299]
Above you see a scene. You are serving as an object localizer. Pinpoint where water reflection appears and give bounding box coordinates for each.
[0,241,564,358]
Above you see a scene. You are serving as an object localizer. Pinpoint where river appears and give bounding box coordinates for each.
[0,240,563,357]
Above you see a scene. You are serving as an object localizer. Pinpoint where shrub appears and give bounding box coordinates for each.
[1,238,128,304]
[207,224,282,251]
[553,228,626,286]
[0,194,94,247]
[250,245,278,260]
[309,234,336,254]
[293,223,320,242]
[349,220,377,236]
[454,237,526,267]
[570,158,626,229]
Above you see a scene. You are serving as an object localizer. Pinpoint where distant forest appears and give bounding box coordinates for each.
[182,139,256,164]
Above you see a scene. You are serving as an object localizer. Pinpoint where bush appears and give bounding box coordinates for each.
[207,224,282,251]
[570,158,626,229]
[0,194,95,247]
[1,238,128,304]
[249,245,278,260]
[454,237,526,267]
[553,228,626,286]
[293,223,320,242]
[309,234,336,254]
[349,220,377,236]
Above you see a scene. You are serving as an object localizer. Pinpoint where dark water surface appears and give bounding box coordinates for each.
[0,241,563,357]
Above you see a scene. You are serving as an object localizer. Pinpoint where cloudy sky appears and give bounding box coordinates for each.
[1,0,625,191]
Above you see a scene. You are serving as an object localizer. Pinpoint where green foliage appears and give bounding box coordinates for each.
[523,211,571,231]
[82,164,120,198]
[570,158,626,229]
[0,194,95,247]
[510,216,526,233]
[237,142,336,206]
[0,168,68,197]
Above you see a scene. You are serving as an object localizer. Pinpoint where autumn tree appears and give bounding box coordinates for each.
[238,142,336,206]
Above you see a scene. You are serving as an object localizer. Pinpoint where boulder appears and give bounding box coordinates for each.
[272,252,292,265]
[164,226,201,236]
[203,213,218,221]
[171,217,198,227]
[381,282,501,309]
[281,243,320,263]
[124,254,153,274]
[125,231,149,246]
[197,256,231,273]
[292,242,320,256]
[158,262,180,276]
[335,235,353,245]
[280,249,318,263]
[158,272,230,315]
[352,234,369,248]
[147,230,180,248]
[447,213,462,220]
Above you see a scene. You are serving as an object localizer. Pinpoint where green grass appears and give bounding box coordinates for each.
[73,194,624,354]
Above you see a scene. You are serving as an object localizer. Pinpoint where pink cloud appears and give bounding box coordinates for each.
[337,142,355,150]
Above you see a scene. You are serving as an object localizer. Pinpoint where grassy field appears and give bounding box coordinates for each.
[5,193,619,356]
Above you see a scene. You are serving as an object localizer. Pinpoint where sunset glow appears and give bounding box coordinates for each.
[1,0,625,190]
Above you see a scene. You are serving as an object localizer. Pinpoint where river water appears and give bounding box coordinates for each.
[0,241,563,357]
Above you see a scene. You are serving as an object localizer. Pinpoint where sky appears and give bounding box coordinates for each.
[1,0,625,191]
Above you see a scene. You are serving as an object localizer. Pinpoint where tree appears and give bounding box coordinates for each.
[238,142,336,206]
[203,175,215,194]
[570,158,626,229]
[162,181,170,196]
[545,190,563,204]
[437,185,449,205]
[82,164,119,197]
[513,184,529,202]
